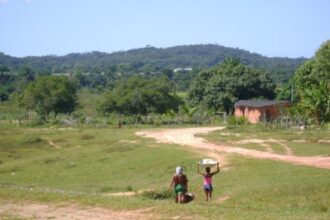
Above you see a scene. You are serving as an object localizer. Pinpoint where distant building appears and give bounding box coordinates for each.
[173,67,193,73]
[52,73,71,76]
[173,68,183,73]
[234,100,290,124]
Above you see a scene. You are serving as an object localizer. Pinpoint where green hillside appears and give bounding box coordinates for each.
[0,44,306,83]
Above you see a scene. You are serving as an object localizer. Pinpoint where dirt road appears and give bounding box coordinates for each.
[136,127,330,169]
[0,202,155,220]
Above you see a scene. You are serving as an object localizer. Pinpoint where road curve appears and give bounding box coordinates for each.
[136,127,330,169]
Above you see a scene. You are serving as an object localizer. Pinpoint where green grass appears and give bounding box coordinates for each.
[0,100,26,121]
[0,125,329,219]
[0,126,201,210]
[157,156,330,219]
[0,127,195,193]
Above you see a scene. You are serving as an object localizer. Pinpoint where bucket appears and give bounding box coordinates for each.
[198,158,218,168]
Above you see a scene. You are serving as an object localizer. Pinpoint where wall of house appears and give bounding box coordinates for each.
[234,107,244,117]
[266,106,278,120]
[234,104,288,124]
[245,107,261,123]
[234,106,261,124]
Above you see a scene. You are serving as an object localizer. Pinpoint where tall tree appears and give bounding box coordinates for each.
[188,60,275,113]
[0,65,15,101]
[293,40,330,124]
[99,76,182,116]
[19,66,35,82]
[22,76,78,120]
[0,65,10,85]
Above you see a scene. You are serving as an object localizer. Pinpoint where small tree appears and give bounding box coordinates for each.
[0,65,14,101]
[22,76,78,120]
[19,66,35,82]
[0,65,9,75]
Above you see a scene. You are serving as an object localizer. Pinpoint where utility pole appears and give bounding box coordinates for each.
[291,85,294,103]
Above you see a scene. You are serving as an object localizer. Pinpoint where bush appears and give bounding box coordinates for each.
[44,157,62,164]
[227,116,248,126]
[27,116,44,127]
[99,186,114,193]
[80,134,94,140]
[140,190,172,200]
[126,185,134,191]
[20,135,42,144]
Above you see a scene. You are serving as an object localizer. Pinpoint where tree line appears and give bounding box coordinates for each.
[0,41,329,125]
[1,44,305,84]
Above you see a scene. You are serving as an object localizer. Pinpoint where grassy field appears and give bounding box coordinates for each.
[0,125,329,219]
[0,100,26,121]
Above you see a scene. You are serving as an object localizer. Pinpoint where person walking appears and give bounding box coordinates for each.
[169,166,188,203]
[197,162,220,203]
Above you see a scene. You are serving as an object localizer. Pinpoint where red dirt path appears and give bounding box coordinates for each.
[0,202,155,220]
[136,127,330,169]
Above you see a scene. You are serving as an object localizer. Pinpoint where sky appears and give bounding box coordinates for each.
[0,0,329,58]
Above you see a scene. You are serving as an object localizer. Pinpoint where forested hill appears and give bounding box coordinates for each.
[0,44,307,83]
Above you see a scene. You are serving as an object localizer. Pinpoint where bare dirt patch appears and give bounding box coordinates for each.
[105,189,154,197]
[293,139,307,143]
[48,139,61,149]
[269,138,293,155]
[119,140,140,144]
[136,127,330,169]
[260,143,274,153]
[219,132,241,136]
[28,127,76,131]
[234,138,292,155]
[216,195,230,204]
[318,140,330,144]
[137,127,228,167]
[0,202,156,220]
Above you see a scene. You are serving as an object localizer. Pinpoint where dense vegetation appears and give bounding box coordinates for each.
[99,76,182,116]
[188,58,276,113]
[0,44,305,85]
[21,76,78,120]
[292,41,330,124]
[1,42,329,125]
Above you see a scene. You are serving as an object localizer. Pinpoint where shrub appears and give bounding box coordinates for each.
[100,186,114,193]
[20,135,42,144]
[126,185,133,191]
[27,116,44,127]
[44,157,62,164]
[140,190,172,200]
[80,134,94,140]
[227,116,248,126]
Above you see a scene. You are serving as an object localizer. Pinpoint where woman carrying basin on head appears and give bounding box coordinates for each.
[197,162,220,202]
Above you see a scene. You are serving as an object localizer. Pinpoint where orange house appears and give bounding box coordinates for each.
[234,100,290,124]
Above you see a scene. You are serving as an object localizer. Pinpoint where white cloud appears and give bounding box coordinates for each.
[0,0,33,4]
